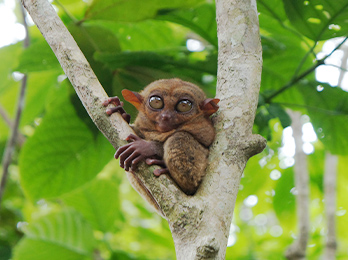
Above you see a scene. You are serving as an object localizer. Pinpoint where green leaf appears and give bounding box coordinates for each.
[0,80,20,143]
[259,7,310,105]
[68,23,120,89]
[0,44,22,142]
[110,251,137,260]
[13,209,96,260]
[267,103,292,128]
[254,107,273,140]
[258,0,288,22]
[307,147,325,193]
[95,51,175,69]
[19,97,114,201]
[89,20,185,52]
[13,239,87,260]
[16,40,61,73]
[85,0,204,22]
[0,242,11,260]
[0,43,22,94]
[273,168,295,224]
[239,152,273,201]
[300,83,348,155]
[283,0,348,41]
[95,51,216,75]
[62,179,121,232]
[20,71,61,127]
[69,23,121,56]
[156,3,218,47]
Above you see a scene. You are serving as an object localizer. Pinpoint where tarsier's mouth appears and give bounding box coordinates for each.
[157,123,177,133]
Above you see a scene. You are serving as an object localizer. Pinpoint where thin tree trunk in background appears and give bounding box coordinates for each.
[337,44,348,86]
[286,111,310,260]
[322,41,347,260]
[323,152,338,260]
[0,105,26,146]
[0,2,29,210]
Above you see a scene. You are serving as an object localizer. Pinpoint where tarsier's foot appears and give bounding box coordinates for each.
[153,168,169,176]
[103,97,131,123]
[145,158,169,176]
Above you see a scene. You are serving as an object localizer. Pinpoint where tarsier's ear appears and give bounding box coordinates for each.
[122,89,143,110]
[200,98,220,116]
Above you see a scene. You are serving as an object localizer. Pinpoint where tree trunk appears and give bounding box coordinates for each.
[286,111,310,260]
[322,42,345,260]
[323,152,338,260]
[21,0,265,258]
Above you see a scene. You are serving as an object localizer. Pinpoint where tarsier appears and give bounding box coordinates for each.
[103,78,219,195]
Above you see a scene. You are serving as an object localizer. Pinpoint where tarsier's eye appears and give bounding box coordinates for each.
[176,99,193,112]
[149,96,164,109]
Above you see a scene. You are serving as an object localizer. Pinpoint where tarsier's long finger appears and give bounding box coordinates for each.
[122,113,131,124]
[118,147,136,168]
[103,97,122,107]
[124,151,140,171]
[153,168,169,176]
[126,134,141,142]
[114,143,132,159]
[132,155,145,166]
[106,106,126,116]
[130,155,144,171]
[145,158,166,167]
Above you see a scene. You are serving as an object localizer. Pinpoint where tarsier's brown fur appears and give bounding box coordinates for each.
[105,78,219,195]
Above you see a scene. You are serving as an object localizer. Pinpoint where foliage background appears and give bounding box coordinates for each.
[0,0,348,259]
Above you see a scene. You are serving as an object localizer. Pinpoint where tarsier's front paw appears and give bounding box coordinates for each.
[115,134,163,172]
[103,96,131,123]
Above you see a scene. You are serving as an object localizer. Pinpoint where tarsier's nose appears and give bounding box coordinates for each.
[160,111,173,121]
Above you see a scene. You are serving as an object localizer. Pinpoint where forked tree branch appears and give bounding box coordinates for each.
[21,0,265,258]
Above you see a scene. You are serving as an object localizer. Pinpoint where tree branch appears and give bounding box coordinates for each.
[0,76,27,209]
[0,104,26,146]
[337,44,348,85]
[0,1,29,210]
[285,111,310,260]
[323,152,338,260]
[266,36,348,102]
[0,104,14,129]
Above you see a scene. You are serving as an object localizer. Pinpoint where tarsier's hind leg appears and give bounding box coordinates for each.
[163,131,209,195]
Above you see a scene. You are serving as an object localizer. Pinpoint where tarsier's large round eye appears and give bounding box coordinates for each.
[176,100,193,112]
[149,96,164,109]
